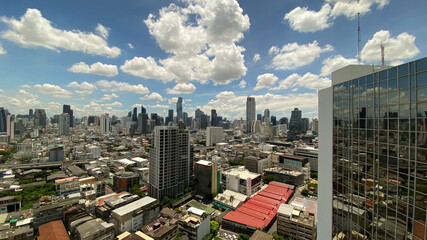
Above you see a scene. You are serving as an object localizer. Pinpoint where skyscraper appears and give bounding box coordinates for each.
[246,97,256,133]
[271,116,277,126]
[58,113,70,136]
[195,109,203,119]
[0,107,6,133]
[176,97,183,123]
[200,114,208,129]
[29,109,33,119]
[34,109,46,129]
[318,58,427,240]
[141,105,146,114]
[138,112,149,134]
[288,108,302,141]
[257,113,262,122]
[100,114,111,135]
[301,117,309,133]
[211,109,218,126]
[148,126,190,200]
[279,117,289,125]
[264,109,270,126]
[167,109,174,124]
[63,104,73,127]
[132,107,138,123]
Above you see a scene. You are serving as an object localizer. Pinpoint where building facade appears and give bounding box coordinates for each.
[176,97,183,123]
[246,97,256,133]
[59,113,70,136]
[288,108,302,141]
[206,126,223,146]
[100,114,111,135]
[148,126,191,200]
[318,58,427,240]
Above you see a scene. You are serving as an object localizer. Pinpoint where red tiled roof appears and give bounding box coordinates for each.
[38,220,70,240]
[223,182,293,230]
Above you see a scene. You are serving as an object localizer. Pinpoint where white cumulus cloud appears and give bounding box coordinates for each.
[253,53,260,63]
[99,93,119,101]
[1,8,121,58]
[271,73,331,90]
[269,41,333,70]
[95,80,149,94]
[361,30,419,63]
[95,23,109,39]
[239,79,246,88]
[327,0,390,19]
[0,42,6,55]
[140,92,164,102]
[68,62,118,77]
[128,43,134,49]
[320,55,359,76]
[146,104,170,109]
[166,83,196,95]
[254,73,279,90]
[121,0,249,85]
[67,81,97,95]
[284,4,332,32]
[34,83,72,98]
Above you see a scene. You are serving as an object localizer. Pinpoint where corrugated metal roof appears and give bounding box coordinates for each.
[112,196,157,216]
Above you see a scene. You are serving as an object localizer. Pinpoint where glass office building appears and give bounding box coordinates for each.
[327,57,427,239]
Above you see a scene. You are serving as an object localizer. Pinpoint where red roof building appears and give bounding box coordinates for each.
[38,220,70,240]
[222,182,294,234]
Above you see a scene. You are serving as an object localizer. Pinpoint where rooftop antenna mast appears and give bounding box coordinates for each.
[358,12,361,64]
[381,44,385,66]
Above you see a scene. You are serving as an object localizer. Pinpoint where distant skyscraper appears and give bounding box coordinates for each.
[63,104,73,127]
[288,108,302,141]
[257,113,262,121]
[246,97,256,133]
[138,112,149,134]
[167,109,174,124]
[271,116,277,126]
[301,117,309,133]
[148,126,190,200]
[100,114,111,135]
[183,112,188,126]
[195,109,203,119]
[141,105,146,114]
[127,111,132,118]
[34,109,46,129]
[211,109,218,126]
[176,97,183,122]
[0,107,6,133]
[132,107,137,123]
[200,114,208,129]
[279,117,288,125]
[29,109,33,119]
[58,113,70,136]
[263,109,270,126]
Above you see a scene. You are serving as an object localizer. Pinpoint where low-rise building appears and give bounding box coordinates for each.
[277,203,316,240]
[110,197,159,234]
[55,177,80,197]
[221,167,261,196]
[194,160,220,196]
[75,218,115,240]
[178,207,211,240]
[244,156,271,174]
[38,220,70,240]
[0,196,20,214]
[212,190,248,210]
[113,172,139,192]
[263,167,305,186]
[140,208,179,240]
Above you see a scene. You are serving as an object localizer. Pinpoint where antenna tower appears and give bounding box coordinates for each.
[381,44,385,66]
[358,13,361,64]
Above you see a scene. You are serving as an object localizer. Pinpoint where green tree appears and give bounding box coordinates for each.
[131,184,143,197]
[301,188,310,197]
[210,220,219,233]
[263,174,279,184]
[238,233,249,240]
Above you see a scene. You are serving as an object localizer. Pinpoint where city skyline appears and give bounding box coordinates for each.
[0,0,426,120]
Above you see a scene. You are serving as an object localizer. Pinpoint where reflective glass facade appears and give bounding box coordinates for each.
[332,57,427,240]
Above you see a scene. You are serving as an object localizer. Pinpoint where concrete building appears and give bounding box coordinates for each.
[100,114,111,135]
[49,146,64,162]
[246,97,256,133]
[110,197,159,234]
[263,168,305,186]
[0,196,20,213]
[206,127,223,146]
[288,108,302,141]
[277,203,316,240]
[178,207,211,240]
[55,177,80,197]
[318,58,427,239]
[221,167,261,196]
[293,147,318,172]
[75,218,115,240]
[63,104,74,127]
[38,220,70,240]
[251,120,261,134]
[113,172,139,192]
[213,190,248,210]
[244,156,271,174]
[194,160,220,196]
[148,126,190,200]
[34,108,46,129]
[87,145,101,159]
[277,154,310,182]
[263,109,270,126]
[59,113,70,136]
[176,97,183,123]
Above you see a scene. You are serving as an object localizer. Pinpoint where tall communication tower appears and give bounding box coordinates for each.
[358,13,361,64]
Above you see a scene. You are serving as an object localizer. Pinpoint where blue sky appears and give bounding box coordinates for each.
[0,0,425,120]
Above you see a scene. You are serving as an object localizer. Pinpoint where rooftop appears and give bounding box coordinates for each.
[112,196,157,216]
[38,220,70,240]
[223,167,260,180]
[223,182,294,230]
